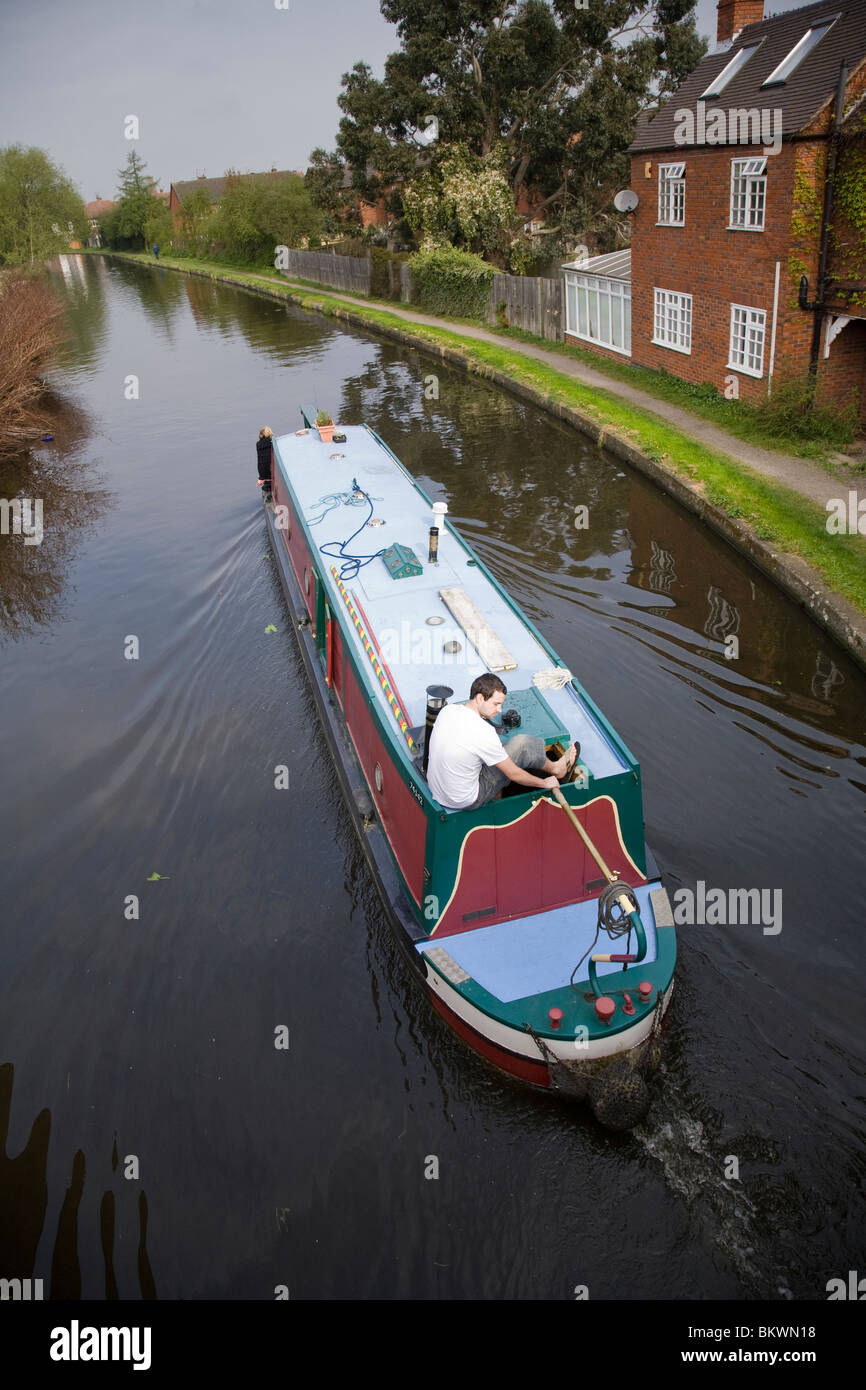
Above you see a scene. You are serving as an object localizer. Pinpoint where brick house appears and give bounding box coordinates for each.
[563,0,866,421]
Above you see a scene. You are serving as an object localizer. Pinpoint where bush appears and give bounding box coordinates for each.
[752,374,858,449]
[0,270,65,455]
[406,246,495,319]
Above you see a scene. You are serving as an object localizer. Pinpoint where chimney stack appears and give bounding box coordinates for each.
[717,0,764,45]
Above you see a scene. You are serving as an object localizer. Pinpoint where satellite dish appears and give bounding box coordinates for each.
[613,189,639,213]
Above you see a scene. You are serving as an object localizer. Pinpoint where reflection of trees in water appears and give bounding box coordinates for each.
[107,258,187,336]
[336,355,629,569]
[182,276,329,360]
[0,1064,156,1299]
[46,255,109,372]
[621,474,866,739]
[0,390,109,639]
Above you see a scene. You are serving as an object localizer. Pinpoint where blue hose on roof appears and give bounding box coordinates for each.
[306,490,367,526]
[318,479,386,581]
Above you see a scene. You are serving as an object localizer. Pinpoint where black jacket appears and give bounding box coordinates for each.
[256,436,273,482]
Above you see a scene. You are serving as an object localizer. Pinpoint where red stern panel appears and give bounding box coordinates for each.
[433,795,646,937]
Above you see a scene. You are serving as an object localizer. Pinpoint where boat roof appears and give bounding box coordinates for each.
[273,424,630,781]
[419,882,660,1001]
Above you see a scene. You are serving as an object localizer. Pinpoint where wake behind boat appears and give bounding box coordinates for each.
[258,410,677,1129]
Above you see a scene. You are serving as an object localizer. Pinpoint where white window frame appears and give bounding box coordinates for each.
[728,303,766,377]
[653,288,692,354]
[657,163,685,226]
[564,271,631,356]
[761,19,838,87]
[729,157,767,230]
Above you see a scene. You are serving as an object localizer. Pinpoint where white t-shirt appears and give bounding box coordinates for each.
[426,702,506,810]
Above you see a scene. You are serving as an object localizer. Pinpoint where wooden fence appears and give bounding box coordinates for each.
[487,273,563,341]
[282,254,564,340]
[279,248,371,296]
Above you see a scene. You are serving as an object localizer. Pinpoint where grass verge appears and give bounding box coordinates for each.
[493,327,861,465]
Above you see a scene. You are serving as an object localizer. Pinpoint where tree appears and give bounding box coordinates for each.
[256,176,323,250]
[0,146,87,265]
[113,151,160,248]
[305,149,361,237]
[210,172,322,263]
[402,143,514,254]
[143,203,174,253]
[334,0,706,247]
[209,172,262,260]
[175,186,214,256]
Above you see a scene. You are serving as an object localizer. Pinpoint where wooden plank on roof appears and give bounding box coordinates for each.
[438,587,517,672]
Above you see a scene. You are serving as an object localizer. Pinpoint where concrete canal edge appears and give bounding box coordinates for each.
[110,255,866,675]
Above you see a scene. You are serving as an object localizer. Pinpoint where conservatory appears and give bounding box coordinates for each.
[562,250,631,356]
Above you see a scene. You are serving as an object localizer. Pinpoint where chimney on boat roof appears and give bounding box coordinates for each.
[717,0,763,44]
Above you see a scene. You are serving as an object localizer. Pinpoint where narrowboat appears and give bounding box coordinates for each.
[259,410,676,1129]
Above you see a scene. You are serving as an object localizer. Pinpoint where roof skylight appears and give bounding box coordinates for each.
[700,43,762,100]
[761,17,838,87]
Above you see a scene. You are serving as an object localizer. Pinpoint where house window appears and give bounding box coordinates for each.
[730,157,766,230]
[653,289,692,354]
[658,164,685,225]
[565,274,631,355]
[761,18,838,86]
[728,304,766,377]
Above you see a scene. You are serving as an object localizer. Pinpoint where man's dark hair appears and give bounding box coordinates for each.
[470,673,507,701]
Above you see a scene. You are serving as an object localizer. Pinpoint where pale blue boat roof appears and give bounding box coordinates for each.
[274,424,628,780]
[417,882,660,1001]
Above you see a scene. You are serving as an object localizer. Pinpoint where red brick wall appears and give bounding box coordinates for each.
[565,133,865,420]
[563,333,630,365]
[626,142,816,404]
[716,0,764,44]
[816,318,866,420]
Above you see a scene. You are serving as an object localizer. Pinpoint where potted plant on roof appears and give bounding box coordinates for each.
[315,410,335,444]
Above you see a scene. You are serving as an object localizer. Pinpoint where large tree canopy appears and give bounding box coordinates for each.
[335,0,705,246]
[0,146,87,264]
[209,172,322,262]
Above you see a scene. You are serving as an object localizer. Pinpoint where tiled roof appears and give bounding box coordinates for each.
[84,199,116,217]
[170,169,303,203]
[630,0,866,152]
[562,249,631,280]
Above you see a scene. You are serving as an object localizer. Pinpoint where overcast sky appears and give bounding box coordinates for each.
[0,0,808,202]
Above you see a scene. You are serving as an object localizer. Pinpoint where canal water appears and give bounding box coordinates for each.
[0,254,863,1301]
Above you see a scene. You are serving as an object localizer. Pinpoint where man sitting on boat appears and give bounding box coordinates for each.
[426,673,578,812]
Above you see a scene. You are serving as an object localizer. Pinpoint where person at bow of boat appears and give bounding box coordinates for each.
[256,426,273,498]
[426,673,578,812]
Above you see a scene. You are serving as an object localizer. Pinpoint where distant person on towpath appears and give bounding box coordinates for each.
[426,672,578,811]
[256,426,274,498]
[152,244,159,259]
